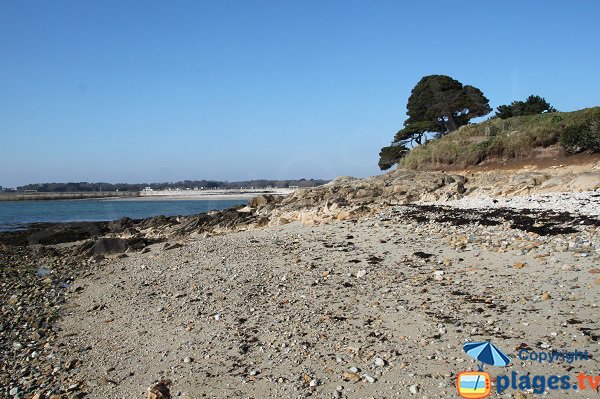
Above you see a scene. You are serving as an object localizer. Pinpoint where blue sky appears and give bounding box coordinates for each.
[1,1,599,187]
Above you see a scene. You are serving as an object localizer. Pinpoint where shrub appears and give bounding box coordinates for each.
[397,107,600,169]
[560,119,600,153]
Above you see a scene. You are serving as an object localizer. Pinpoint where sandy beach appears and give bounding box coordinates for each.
[2,164,599,399]
[55,202,599,398]
[135,188,296,201]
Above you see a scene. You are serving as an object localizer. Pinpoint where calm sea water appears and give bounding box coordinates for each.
[0,199,248,231]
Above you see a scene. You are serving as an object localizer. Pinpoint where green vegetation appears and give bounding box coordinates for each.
[398,107,600,169]
[379,75,491,170]
[560,118,600,153]
[378,144,408,171]
[495,95,557,119]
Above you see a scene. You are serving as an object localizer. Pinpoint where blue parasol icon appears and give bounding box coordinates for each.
[464,341,511,370]
[463,341,511,395]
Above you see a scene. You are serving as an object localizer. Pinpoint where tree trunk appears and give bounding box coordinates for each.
[444,114,459,133]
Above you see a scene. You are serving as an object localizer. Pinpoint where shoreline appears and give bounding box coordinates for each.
[0,188,296,202]
[104,195,253,201]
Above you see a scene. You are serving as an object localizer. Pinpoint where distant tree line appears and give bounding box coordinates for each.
[494,95,556,119]
[15,179,329,192]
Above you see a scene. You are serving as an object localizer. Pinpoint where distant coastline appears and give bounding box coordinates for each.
[0,191,138,201]
[126,187,295,201]
[0,187,296,202]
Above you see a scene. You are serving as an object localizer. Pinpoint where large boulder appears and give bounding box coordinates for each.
[87,237,130,255]
[249,194,281,208]
[108,217,134,233]
[27,222,108,245]
[568,172,600,192]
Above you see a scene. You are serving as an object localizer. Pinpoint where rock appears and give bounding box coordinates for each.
[89,253,105,263]
[342,371,361,383]
[249,195,280,208]
[12,342,23,351]
[163,242,182,251]
[64,358,78,370]
[67,383,80,391]
[9,387,18,396]
[513,262,527,269]
[374,357,387,367]
[88,237,129,255]
[363,374,376,383]
[27,221,109,245]
[8,295,18,305]
[183,357,193,363]
[510,173,548,187]
[433,270,444,281]
[409,384,419,394]
[148,379,172,399]
[541,292,552,301]
[569,172,600,191]
[356,270,367,278]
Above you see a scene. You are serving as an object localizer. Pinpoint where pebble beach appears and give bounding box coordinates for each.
[1,165,599,399]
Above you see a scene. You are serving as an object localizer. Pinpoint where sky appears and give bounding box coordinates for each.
[1,1,599,187]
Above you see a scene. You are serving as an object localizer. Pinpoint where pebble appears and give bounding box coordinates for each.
[363,374,376,383]
[356,270,367,278]
[374,357,386,367]
[183,357,193,363]
[541,292,552,301]
[342,371,361,383]
[409,384,419,394]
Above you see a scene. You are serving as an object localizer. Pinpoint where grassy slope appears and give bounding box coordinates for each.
[399,107,600,169]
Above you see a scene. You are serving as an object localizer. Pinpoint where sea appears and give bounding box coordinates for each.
[0,199,248,231]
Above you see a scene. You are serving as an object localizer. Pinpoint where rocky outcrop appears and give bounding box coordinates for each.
[3,162,598,258]
[241,162,600,226]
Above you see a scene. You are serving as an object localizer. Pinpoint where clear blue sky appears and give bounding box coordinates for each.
[1,1,599,187]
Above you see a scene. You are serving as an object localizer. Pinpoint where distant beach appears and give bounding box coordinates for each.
[133,187,296,200]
